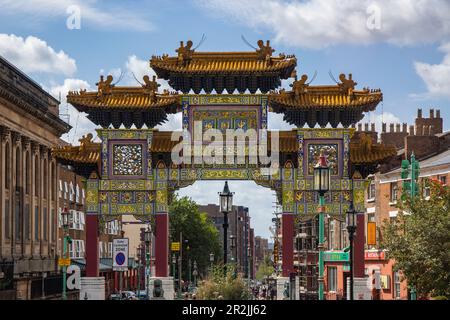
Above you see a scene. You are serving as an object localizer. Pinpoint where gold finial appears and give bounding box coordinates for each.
[96,74,114,96]
[338,73,357,95]
[256,39,275,60]
[78,133,94,152]
[176,40,195,64]
[142,75,161,102]
[292,74,309,98]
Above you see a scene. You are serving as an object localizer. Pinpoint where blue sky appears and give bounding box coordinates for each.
[1,0,449,239]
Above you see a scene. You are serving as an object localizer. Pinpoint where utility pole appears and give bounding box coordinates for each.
[178,231,182,298]
[401,152,420,300]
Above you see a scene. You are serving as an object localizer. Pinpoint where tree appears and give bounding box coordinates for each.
[381,180,450,298]
[255,255,274,281]
[169,195,221,281]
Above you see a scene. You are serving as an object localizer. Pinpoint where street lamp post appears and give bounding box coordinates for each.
[172,254,177,293]
[346,201,357,301]
[209,253,214,269]
[144,225,152,300]
[61,207,71,300]
[184,239,189,291]
[219,181,234,277]
[193,261,198,288]
[230,235,236,278]
[313,150,330,301]
[136,247,140,299]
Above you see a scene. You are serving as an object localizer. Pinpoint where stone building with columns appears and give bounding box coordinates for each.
[0,56,70,299]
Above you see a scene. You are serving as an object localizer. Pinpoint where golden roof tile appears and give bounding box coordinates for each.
[67,75,180,112]
[269,73,382,111]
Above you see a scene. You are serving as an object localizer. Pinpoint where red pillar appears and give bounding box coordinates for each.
[86,214,99,277]
[354,213,365,278]
[282,213,294,277]
[155,213,169,277]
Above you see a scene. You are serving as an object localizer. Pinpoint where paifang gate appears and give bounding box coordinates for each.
[53,39,396,289]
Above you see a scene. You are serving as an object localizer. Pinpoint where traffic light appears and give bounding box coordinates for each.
[401,153,420,200]
[401,160,410,179]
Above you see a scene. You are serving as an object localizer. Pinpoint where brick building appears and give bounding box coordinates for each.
[0,56,70,299]
[362,108,449,300]
[198,204,255,278]
[58,165,135,299]
[254,236,269,271]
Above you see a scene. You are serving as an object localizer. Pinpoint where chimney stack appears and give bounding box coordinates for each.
[358,123,362,131]
[409,125,415,136]
[402,123,407,132]
[371,123,375,132]
[430,108,435,118]
[437,109,441,118]
[382,123,386,133]
[396,123,401,132]
[364,123,369,131]
[390,123,395,132]
[417,108,422,118]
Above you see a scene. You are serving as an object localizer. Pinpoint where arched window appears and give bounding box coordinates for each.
[4,142,10,189]
[34,155,39,196]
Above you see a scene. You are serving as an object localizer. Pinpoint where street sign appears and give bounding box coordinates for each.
[171,242,180,251]
[113,238,129,272]
[367,222,377,245]
[58,258,71,266]
[323,251,349,262]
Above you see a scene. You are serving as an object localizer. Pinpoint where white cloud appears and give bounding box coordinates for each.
[0,0,152,31]
[358,112,401,134]
[0,34,76,76]
[268,112,296,130]
[125,55,171,91]
[414,42,450,98]
[195,0,450,48]
[48,78,99,144]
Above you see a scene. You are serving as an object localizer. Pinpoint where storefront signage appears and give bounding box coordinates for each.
[364,250,386,260]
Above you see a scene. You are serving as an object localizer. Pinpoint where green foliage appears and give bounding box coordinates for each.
[169,195,221,280]
[197,264,252,300]
[255,255,274,281]
[381,180,450,299]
